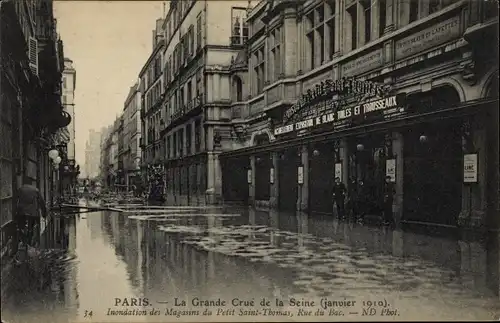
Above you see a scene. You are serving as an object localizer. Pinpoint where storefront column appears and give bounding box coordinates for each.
[269,152,279,208]
[339,139,349,186]
[249,156,256,206]
[206,152,222,204]
[392,132,404,224]
[297,145,309,212]
[460,118,488,227]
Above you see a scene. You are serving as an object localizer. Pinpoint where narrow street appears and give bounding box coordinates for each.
[1,203,499,322]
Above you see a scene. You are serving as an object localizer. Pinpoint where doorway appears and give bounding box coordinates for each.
[403,119,463,225]
[278,148,299,211]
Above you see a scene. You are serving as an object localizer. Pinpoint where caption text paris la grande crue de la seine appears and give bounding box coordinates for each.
[103,297,400,319]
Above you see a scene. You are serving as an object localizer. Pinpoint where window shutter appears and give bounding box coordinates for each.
[28,37,38,76]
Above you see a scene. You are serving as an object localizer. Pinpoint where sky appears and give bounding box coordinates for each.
[53,0,165,172]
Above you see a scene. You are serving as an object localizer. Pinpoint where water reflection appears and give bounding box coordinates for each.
[1,207,499,322]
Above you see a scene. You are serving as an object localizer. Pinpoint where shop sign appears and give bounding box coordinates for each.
[342,49,384,78]
[386,159,396,183]
[463,154,478,183]
[247,169,252,184]
[334,163,342,180]
[274,93,406,136]
[270,168,275,184]
[298,166,304,185]
[283,77,388,123]
[395,16,461,60]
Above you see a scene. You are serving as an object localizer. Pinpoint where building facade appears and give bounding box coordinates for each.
[139,18,165,191]
[62,58,76,160]
[220,0,498,228]
[123,82,142,190]
[1,0,70,259]
[157,0,257,205]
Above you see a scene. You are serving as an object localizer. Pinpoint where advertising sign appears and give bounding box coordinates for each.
[334,163,342,180]
[386,159,396,183]
[298,166,304,185]
[270,168,274,184]
[247,169,252,184]
[463,154,478,183]
[274,93,407,136]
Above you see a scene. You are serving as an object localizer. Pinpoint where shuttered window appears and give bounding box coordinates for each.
[28,37,38,76]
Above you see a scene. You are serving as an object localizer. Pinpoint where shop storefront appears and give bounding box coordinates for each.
[220,75,498,228]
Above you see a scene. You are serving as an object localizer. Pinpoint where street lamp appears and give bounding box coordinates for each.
[48,149,59,160]
[54,156,62,165]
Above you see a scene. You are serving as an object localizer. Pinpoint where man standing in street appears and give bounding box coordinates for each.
[332,177,346,220]
[16,178,48,247]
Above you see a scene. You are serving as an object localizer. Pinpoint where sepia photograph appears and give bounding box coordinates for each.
[0,0,499,322]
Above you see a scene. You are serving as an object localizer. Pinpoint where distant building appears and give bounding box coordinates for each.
[123,82,142,189]
[84,129,102,179]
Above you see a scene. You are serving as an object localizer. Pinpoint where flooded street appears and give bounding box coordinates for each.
[1,204,499,322]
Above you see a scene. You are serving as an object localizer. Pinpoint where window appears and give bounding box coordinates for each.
[196,69,203,97]
[304,1,336,70]
[233,76,243,102]
[173,132,177,158]
[187,80,192,103]
[183,33,189,63]
[363,0,371,44]
[186,124,192,155]
[409,0,419,23]
[379,0,386,37]
[347,3,358,50]
[178,129,184,157]
[231,7,249,45]
[196,13,203,50]
[180,87,185,110]
[268,27,282,82]
[253,47,265,94]
[188,25,194,57]
[194,119,201,152]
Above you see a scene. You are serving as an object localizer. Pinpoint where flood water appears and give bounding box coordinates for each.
[1,204,499,322]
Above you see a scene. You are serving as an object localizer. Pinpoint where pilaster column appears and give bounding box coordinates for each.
[334,0,341,55]
[249,156,256,205]
[201,123,207,151]
[339,139,349,186]
[297,145,309,212]
[392,132,404,224]
[269,152,279,208]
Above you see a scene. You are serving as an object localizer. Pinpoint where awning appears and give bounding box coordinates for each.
[220,98,498,159]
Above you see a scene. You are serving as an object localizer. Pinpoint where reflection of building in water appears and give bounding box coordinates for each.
[64,216,79,313]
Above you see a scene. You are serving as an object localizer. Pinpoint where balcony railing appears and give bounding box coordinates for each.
[170,95,204,123]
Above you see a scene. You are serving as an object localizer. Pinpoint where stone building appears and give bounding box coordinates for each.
[220,0,498,227]
[122,82,142,190]
[158,0,256,205]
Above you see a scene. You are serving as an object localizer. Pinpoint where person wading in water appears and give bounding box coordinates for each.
[16,178,48,249]
[332,177,347,220]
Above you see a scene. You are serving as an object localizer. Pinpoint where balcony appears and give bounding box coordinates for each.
[162,95,204,135]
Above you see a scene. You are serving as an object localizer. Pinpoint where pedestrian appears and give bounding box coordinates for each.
[16,178,48,248]
[332,177,346,220]
[383,175,396,226]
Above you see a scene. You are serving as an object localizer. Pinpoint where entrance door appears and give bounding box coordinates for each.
[403,120,463,225]
[278,150,298,211]
[222,157,249,202]
[309,143,336,214]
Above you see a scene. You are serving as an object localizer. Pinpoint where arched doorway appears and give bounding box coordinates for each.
[402,86,463,225]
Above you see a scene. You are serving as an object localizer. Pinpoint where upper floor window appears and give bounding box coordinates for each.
[231,7,249,46]
[379,0,387,37]
[409,0,419,23]
[196,13,203,50]
[196,69,203,97]
[253,47,265,94]
[268,27,282,82]
[188,25,194,57]
[346,0,373,50]
[304,1,336,70]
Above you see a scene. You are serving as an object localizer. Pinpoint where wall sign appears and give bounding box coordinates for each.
[283,77,388,123]
[298,166,304,185]
[274,93,407,136]
[334,163,342,181]
[386,159,396,183]
[270,168,274,184]
[395,16,461,60]
[342,49,384,77]
[247,169,252,184]
[463,154,478,183]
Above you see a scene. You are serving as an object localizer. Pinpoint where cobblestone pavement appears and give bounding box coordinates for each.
[1,204,499,322]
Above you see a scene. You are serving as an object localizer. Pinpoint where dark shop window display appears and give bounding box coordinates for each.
[347,134,388,220]
[255,153,271,201]
[278,148,300,211]
[222,157,249,202]
[308,142,337,214]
